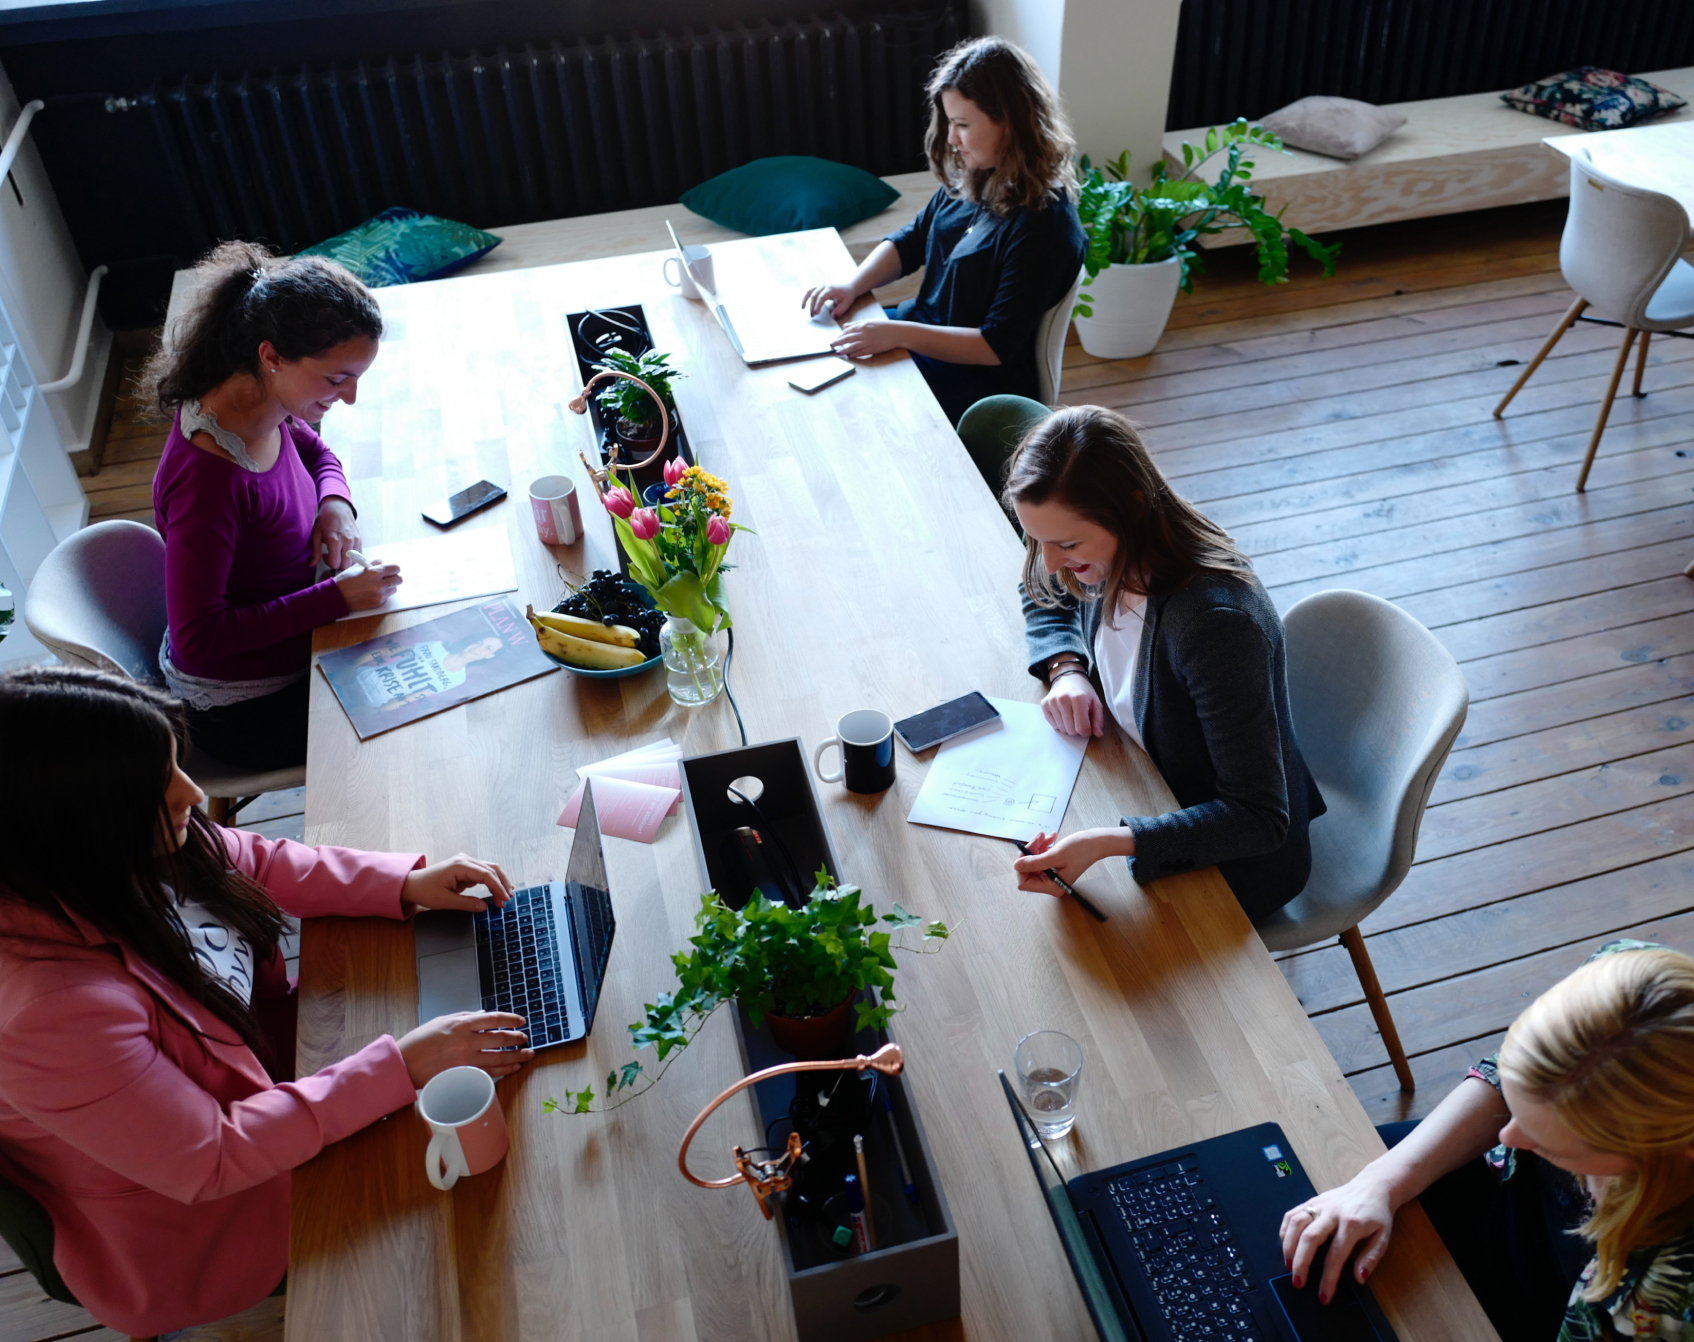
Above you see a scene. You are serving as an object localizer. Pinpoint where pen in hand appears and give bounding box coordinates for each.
[1013,839,1109,923]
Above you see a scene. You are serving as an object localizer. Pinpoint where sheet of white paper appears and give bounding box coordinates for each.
[335,527,517,621]
[906,698,1088,842]
[576,739,682,777]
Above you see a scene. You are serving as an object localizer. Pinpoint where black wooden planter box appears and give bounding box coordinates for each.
[565,303,694,498]
[678,741,962,1341]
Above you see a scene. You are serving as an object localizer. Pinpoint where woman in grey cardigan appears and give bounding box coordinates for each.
[1009,406,1325,922]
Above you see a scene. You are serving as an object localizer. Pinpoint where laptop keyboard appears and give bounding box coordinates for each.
[475,884,571,1047]
[1109,1158,1264,1340]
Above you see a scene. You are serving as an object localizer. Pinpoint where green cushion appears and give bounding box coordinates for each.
[680,157,900,237]
[297,208,501,288]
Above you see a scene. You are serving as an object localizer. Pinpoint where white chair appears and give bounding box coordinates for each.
[1256,590,1469,1093]
[22,521,306,822]
[1035,265,1087,406]
[1494,150,1694,491]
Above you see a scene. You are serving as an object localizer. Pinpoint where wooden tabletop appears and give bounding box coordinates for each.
[293,230,1497,1342]
[1545,119,1694,224]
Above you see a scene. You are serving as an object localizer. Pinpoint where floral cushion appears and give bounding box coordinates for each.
[297,208,501,287]
[1500,67,1686,131]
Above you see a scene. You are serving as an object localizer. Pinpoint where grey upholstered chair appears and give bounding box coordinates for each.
[1257,589,1469,1093]
[1035,265,1087,406]
[22,520,306,821]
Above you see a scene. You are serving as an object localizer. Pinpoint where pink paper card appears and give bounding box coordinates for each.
[557,775,680,843]
[576,739,682,777]
[577,759,682,805]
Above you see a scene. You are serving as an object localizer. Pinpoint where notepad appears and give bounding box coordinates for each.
[558,739,686,841]
[906,698,1088,842]
[335,526,517,621]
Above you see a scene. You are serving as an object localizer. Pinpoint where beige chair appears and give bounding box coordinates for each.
[22,521,305,821]
[1035,265,1087,406]
[1494,150,1694,491]
[1258,590,1469,1092]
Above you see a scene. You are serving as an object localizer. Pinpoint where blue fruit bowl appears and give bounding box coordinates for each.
[539,580,663,679]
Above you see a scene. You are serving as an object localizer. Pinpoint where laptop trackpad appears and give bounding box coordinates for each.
[417,946,482,1023]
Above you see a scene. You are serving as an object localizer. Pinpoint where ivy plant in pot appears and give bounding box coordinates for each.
[1072,119,1341,359]
[594,347,683,459]
[545,871,950,1115]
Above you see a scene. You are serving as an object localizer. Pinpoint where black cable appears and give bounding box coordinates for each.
[723,626,748,746]
[726,784,808,907]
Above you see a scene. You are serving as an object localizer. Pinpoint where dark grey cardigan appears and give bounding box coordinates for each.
[1022,570,1325,921]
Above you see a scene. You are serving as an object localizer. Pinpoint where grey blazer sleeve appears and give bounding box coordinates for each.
[1127,607,1292,883]
[1021,583,1089,682]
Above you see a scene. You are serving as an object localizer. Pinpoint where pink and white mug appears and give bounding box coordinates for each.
[529,474,582,545]
[417,1066,509,1190]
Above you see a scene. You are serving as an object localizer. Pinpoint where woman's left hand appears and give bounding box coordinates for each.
[312,497,361,571]
[405,854,516,912]
[831,319,903,360]
[1013,827,1133,896]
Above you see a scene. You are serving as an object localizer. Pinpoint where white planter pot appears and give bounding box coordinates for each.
[1073,256,1183,360]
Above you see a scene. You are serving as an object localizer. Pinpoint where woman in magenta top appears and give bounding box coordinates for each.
[0,667,531,1336]
[148,241,403,770]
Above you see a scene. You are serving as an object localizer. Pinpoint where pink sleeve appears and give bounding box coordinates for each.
[159,465,348,665]
[219,827,424,921]
[289,419,352,508]
[0,979,416,1203]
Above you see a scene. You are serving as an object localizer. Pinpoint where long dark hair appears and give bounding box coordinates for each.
[0,668,287,1052]
[141,239,383,417]
[1004,405,1253,619]
[925,37,1076,215]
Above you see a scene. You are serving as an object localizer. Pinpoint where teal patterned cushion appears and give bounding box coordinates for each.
[297,208,502,287]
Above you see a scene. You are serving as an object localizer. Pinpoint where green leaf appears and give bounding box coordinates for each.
[654,570,720,632]
[1205,126,1218,154]
[571,1085,595,1114]
[883,903,925,930]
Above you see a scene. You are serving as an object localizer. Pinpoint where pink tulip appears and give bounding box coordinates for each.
[629,507,661,541]
[663,456,687,487]
[706,515,731,547]
[602,485,636,518]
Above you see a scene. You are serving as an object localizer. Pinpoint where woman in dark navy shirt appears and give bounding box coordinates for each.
[802,37,1086,425]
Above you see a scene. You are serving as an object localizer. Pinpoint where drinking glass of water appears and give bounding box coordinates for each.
[1014,1030,1083,1139]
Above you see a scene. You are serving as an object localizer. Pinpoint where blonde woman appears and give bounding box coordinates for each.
[802,36,1084,424]
[1283,940,1694,1342]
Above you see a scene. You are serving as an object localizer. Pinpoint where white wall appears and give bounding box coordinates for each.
[972,0,1183,184]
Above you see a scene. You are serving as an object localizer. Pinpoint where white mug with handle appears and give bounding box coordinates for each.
[663,245,714,301]
[417,1066,510,1191]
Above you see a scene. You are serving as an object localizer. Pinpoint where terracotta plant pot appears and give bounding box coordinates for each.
[764,994,856,1060]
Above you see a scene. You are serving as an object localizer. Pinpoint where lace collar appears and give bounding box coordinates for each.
[181,399,263,473]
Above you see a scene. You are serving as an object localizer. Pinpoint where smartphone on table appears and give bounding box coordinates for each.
[893,692,1001,753]
[422,479,507,528]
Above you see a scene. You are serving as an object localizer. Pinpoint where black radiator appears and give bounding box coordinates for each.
[1167,0,1694,129]
[127,8,961,258]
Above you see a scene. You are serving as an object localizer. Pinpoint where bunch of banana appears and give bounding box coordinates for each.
[526,605,649,670]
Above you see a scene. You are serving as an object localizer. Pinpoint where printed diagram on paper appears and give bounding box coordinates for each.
[906,698,1087,842]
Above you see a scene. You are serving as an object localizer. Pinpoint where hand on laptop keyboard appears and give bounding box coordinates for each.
[404,853,517,912]
[399,1010,532,1085]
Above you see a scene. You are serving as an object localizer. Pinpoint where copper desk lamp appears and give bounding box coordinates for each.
[677,1043,905,1219]
[567,367,671,491]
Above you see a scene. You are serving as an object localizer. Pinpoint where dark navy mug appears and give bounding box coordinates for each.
[813,709,897,795]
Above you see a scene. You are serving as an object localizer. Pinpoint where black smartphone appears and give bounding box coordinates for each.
[893,692,1001,753]
[422,479,507,528]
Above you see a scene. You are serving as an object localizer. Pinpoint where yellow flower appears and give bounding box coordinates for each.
[706,491,725,511]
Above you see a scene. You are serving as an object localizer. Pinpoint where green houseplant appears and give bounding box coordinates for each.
[594,347,682,448]
[1072,119,1341,358]
[546,871,950,1115]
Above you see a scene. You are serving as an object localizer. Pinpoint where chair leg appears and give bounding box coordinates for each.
[207,795,230,825]
[1493,296,1587,418]
[1633,330,1651,397]
[1575,326,1640,493]
[1339,926,1414,1093]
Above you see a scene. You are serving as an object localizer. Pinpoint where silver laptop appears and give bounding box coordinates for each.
[667,219,841,365]
[413,781,616,1048]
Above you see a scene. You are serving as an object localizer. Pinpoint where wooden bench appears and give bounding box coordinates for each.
[1163,66,1694,239]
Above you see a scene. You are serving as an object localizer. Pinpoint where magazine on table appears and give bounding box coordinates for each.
[318,595,557,739]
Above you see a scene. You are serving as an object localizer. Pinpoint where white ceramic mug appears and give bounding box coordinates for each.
[417,1066,510,1191]
[663,246,714,301]
[529,474,581,545]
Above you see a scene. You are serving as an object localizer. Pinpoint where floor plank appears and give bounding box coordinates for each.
[1454,650,1694,751]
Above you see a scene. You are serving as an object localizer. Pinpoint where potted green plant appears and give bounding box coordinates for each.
[1072,119,1341,359]
[594,347,682,456]
[545,871,950,1114]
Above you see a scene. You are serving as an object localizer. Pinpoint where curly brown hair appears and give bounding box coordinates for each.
[924,37,1076,216]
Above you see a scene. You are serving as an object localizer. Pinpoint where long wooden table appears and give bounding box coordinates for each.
[294,230,1497,1342]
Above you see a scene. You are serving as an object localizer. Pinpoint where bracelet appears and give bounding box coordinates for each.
[1047,662,1087,687]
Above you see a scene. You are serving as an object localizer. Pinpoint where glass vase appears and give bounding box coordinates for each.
[660,615,723,707]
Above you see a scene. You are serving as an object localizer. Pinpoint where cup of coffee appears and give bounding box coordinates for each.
[663,246,714,301]
[529,474,581,545]
[417,1066,509,1191]
[813,709,897,795]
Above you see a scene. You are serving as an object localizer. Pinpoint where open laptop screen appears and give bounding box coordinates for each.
[999,1071,1135,1342]
[568,781,616,1028]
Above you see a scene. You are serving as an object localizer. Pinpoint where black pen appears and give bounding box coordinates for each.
[1013,839,1108,922]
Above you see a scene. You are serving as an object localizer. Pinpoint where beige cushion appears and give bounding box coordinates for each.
[1260,96,1407,160]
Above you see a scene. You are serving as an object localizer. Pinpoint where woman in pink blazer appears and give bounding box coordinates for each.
[0,667,533,1337]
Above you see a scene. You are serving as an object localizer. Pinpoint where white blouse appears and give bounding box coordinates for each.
[1092,595,1149,750]
[172,895,256,1006]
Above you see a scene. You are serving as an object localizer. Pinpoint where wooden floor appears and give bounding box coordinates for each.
[25,197,1691,1339]
[1062,197,1694,1126]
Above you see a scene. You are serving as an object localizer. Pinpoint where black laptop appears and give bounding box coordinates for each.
[999,1072,1398,1342]
[412,780,616,1049]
